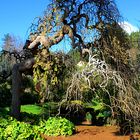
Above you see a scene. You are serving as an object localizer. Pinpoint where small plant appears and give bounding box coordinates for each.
[86,112,92,122]
[0,112,43,140]
[84,99,111,125]
[0,108,75,139]
[0,118,42,140]
[39,117,75,136]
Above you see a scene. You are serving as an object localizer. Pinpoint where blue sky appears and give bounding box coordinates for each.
[116,0,140,26]
[0,0,140,46]
[0,0,49,46]
[116,0,140,33]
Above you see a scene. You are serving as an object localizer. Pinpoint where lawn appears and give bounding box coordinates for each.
[2,102,58,116]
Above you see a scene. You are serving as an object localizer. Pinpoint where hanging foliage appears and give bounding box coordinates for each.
[33,49,66,102]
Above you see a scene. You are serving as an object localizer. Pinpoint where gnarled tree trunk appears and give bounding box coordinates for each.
[11,58,35,119]
[10,24,74,119]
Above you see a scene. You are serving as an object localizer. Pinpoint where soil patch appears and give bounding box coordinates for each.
[42,125,139,140]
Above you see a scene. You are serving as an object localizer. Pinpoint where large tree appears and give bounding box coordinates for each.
[29,0,130,71]
[10,0,134,120]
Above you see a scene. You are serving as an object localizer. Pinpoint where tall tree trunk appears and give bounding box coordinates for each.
[10,24,74,119]
[11,58,35,119]
[11,64,22,119]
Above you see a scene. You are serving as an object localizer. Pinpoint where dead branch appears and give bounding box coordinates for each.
[61,53,140,131]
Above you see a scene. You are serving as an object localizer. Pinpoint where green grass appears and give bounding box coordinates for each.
[1,102,58,119]
[21,104,43,115]
[4,104,47,115]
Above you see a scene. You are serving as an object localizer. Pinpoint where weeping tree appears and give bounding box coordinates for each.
[10,0,139,133]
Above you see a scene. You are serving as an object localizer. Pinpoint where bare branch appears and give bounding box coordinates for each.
[28,25,74,49]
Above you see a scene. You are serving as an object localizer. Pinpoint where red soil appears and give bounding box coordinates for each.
[42,125,140,140]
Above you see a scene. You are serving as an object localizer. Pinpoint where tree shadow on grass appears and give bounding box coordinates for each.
[20,112,45,125]
[19,105,50,125]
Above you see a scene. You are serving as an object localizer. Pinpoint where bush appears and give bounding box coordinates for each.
[84,98,111,125]
[0,117,42,140]
[0,82,11,107]
[20,91,39,105]
[38,117,75,136]
[0,110,75,139]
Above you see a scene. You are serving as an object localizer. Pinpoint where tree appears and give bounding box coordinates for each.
[0,34,24,79]
[129,31,140,48]
[2,33,24,52]
[2,34,14,52]
[10,0,121,119]
[10,0,139,130]
[29,0,130,71]
[128,31,140,63]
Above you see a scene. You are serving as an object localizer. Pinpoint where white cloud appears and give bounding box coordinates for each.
[119,21,139,34]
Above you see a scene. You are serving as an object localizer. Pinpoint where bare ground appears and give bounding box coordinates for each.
[42,125,140,140]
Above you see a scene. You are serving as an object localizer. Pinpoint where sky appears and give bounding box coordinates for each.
[116,0,140,33]
[0,0,140,47]
[0,0,49,46]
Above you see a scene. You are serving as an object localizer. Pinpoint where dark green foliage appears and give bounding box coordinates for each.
[21,75,40,105]
[84,98,111,125]
[0,82,11,107]
[129,31,140,48]
[85,112,92,121]
[21,91,39,105]
[42,102,58,116]
[67,48,81,64]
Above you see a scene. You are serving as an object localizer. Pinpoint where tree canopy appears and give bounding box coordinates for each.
[26,0,131,80]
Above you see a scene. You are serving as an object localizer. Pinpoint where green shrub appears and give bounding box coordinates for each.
[0,82,11,107]
[0,118,42,140]
[0,111,75,139]
[86,112,92,121]
[84,98,111,125]
[20,91,39,105]
[42,102,58,116]
[38,117,75,136]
